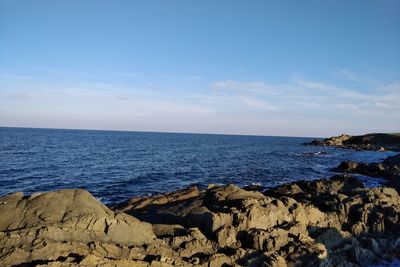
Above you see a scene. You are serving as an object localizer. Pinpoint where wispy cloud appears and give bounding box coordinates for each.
[293,79,375,101]
[209,77,400,116]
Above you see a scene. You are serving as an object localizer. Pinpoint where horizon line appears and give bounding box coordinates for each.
[0,125,326,139]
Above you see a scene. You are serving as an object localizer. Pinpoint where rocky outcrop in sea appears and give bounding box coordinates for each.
[306,133,400,152]
[1,175,400,266]
[334,153,400,191]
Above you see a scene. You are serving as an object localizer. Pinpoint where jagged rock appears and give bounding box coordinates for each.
[2,175,400,266]
[117,175,400,266]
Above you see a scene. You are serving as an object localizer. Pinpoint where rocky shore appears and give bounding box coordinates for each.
[305,133,400,152]
[1,174,400,266]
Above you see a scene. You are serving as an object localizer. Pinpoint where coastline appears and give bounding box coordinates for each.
[1,134,400,266]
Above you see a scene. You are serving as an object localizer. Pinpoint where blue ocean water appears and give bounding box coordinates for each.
[0,127,396,204]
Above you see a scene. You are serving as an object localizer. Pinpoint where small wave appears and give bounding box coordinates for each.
[292,151,328,157]
[307,151,327,156]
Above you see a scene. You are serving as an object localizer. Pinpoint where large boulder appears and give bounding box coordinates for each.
[0,189,185,267]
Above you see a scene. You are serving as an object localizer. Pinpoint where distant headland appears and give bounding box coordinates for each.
[306,133,400,152]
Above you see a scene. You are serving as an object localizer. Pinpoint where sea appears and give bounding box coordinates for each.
[0,127,396,204]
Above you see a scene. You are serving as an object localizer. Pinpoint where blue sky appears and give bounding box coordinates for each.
[0,0,399,137]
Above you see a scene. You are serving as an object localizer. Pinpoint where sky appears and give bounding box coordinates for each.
[0,0,399,137]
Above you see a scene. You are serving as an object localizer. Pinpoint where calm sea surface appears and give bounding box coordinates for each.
[0,127,395,204]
